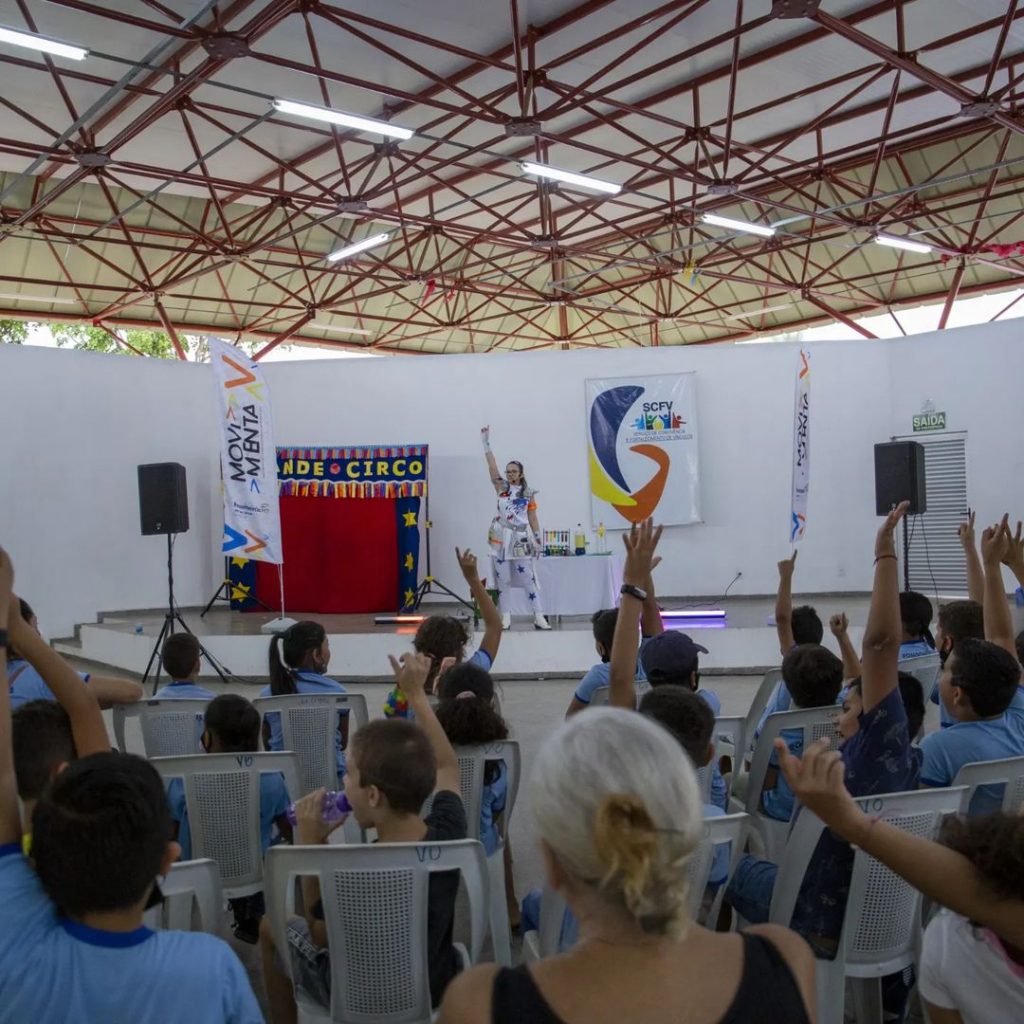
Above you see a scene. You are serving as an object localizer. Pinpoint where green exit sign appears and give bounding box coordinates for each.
[913,412,946,432]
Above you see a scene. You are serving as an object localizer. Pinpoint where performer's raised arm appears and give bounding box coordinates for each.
[480,425,504,495]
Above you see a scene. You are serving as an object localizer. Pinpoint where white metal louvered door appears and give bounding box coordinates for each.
[893,432,968,594]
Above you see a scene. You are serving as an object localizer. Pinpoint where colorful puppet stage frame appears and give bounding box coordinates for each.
[230,445,426,614]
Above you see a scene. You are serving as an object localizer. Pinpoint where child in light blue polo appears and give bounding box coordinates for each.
[153,633,215,701]
[566,609,653,713]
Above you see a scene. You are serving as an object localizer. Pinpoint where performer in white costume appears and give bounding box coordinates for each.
[480,425,551,630]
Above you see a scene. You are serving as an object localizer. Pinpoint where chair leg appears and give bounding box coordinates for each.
[851,977,883,1024]
[487,847,513,967]
[816,959,846,1024]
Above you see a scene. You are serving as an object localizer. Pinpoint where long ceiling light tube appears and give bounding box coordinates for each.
[0,26,87,60]
[326,232,391,263]
[874,234,933,254]
[272,98,413,140]
[701,212,776,237]
[520,161,621,194]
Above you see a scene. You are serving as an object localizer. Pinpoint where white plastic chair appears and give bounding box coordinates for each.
[453,741,521,968]
[953,755,1024,814]
[710,716,745,805]
[585,682,649,709]
[254,693,369,794]
[898,653,941,696]
[144,858,224,934]
[769,787,966,1024]
[522,882,568,963]
[687,812,749,926]
[112,698,209,757]
[264,840,488,1024]
[733,705,841,861]
[152,751,301,899]
[742,667,783,753]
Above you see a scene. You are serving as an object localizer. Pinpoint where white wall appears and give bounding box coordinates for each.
[4,318,1023,638]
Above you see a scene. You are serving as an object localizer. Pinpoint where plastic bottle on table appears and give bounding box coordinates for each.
[285,789,352,827]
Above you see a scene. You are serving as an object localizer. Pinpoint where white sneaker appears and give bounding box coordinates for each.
[501,611,512,631]
[533,613,552,631]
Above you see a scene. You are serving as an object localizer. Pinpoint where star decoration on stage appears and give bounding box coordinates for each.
[230,583,251,601]
[231,557,248,568]
[403,588,416,607]
[403,553,415,571]
[516,564,526,574]
[528,592,537,602]
[402,511,418,527]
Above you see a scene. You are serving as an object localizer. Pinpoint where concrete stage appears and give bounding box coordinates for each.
[54,593,887,682]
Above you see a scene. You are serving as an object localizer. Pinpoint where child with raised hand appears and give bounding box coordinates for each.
[154,632,215,700]
[898,591,935,659]
[262,619,348,781]
[919,514,1024,811]
[0,547,263,1024]
[829,613,861,681]
[167,693,292,943]
[7,593,110,849]
[726,502,924,958]
[778,736,1024,1024]
[7,596,143,710]
[260,651,468,1024]
[386,547,501,716]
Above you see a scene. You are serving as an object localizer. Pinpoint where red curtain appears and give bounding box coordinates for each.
[255,496,398,613]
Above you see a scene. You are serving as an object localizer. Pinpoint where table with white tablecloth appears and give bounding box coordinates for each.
[498,554,623,617]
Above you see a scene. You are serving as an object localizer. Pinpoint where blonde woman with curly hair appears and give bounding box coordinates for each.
[439,707,816,1024]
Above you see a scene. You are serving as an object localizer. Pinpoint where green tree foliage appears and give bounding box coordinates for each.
[0,320,264,359]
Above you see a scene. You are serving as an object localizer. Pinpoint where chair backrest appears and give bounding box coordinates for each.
[586,683,647,709]
[711,716,745,804]
[770,787,965,972]
[953,755,1024,815]
[743,667,783,750]
[898,653,941,696]
[144,858,224,933]
[685,812,748,917]
[253,693,369,795]
[151,751,301,895]
[112,699,210,757]
[745,706,841,817]
[265,840,488,1024]
[422,741,522,842]
[527,882,570,959]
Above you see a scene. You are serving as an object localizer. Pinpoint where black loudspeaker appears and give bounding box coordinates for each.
[874,442,926,516]
[138,462,189,535]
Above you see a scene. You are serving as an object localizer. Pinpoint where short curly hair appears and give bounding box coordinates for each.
[939,813,1024,902]
[413,615,469,661]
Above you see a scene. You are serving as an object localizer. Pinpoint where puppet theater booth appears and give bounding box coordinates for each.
[229,445,426,616]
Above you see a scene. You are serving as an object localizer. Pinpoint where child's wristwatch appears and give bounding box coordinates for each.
[620,584,648,602]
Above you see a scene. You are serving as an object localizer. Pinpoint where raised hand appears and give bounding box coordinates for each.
[981,513,1011,567]
[622,519,663,587]
[777,550,798,579]
[0,547,13,620]
[388,651,432,701]
[480,425,490,447]
[875,500,910,559]
[1000,518,1024,576]
[957,509,976,549]
[829,612,848,637]
[456,547,479,583]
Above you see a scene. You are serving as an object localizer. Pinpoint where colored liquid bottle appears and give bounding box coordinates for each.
[574,523,586,555]
[285,789,352,827]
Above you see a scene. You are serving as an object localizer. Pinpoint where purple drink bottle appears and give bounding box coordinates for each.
[285,789,352,827]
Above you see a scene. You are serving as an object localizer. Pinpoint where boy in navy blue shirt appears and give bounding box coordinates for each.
[726,502,923,954]
[0,546,262,1024]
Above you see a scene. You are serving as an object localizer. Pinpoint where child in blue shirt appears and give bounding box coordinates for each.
[898,590,935,660]
[920,517,1024,812]
[168,693,291,945]
[153,632,215,701]
[0,549,262,1024]
[566,608,652,714]
[261,619,348,781]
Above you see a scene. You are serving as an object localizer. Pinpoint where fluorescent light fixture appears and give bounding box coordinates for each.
[326,232,391,263]
[312,321,374,336]
[0,26,87,60]
[0,291,78,304]
[701,213,775,237]
[723,303,793,321]
[272,98,413,140]
[520,161,621,195]
[661,609,727,620]
[874,234,932,255]
[374,615,426,625]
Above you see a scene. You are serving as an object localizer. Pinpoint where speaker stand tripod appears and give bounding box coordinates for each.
[200,556,271,618]
[407,496,474,616]
[142,534,233,694]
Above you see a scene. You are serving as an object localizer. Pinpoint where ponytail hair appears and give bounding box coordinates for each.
[435,663,508,783]
[268,619,327,696]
